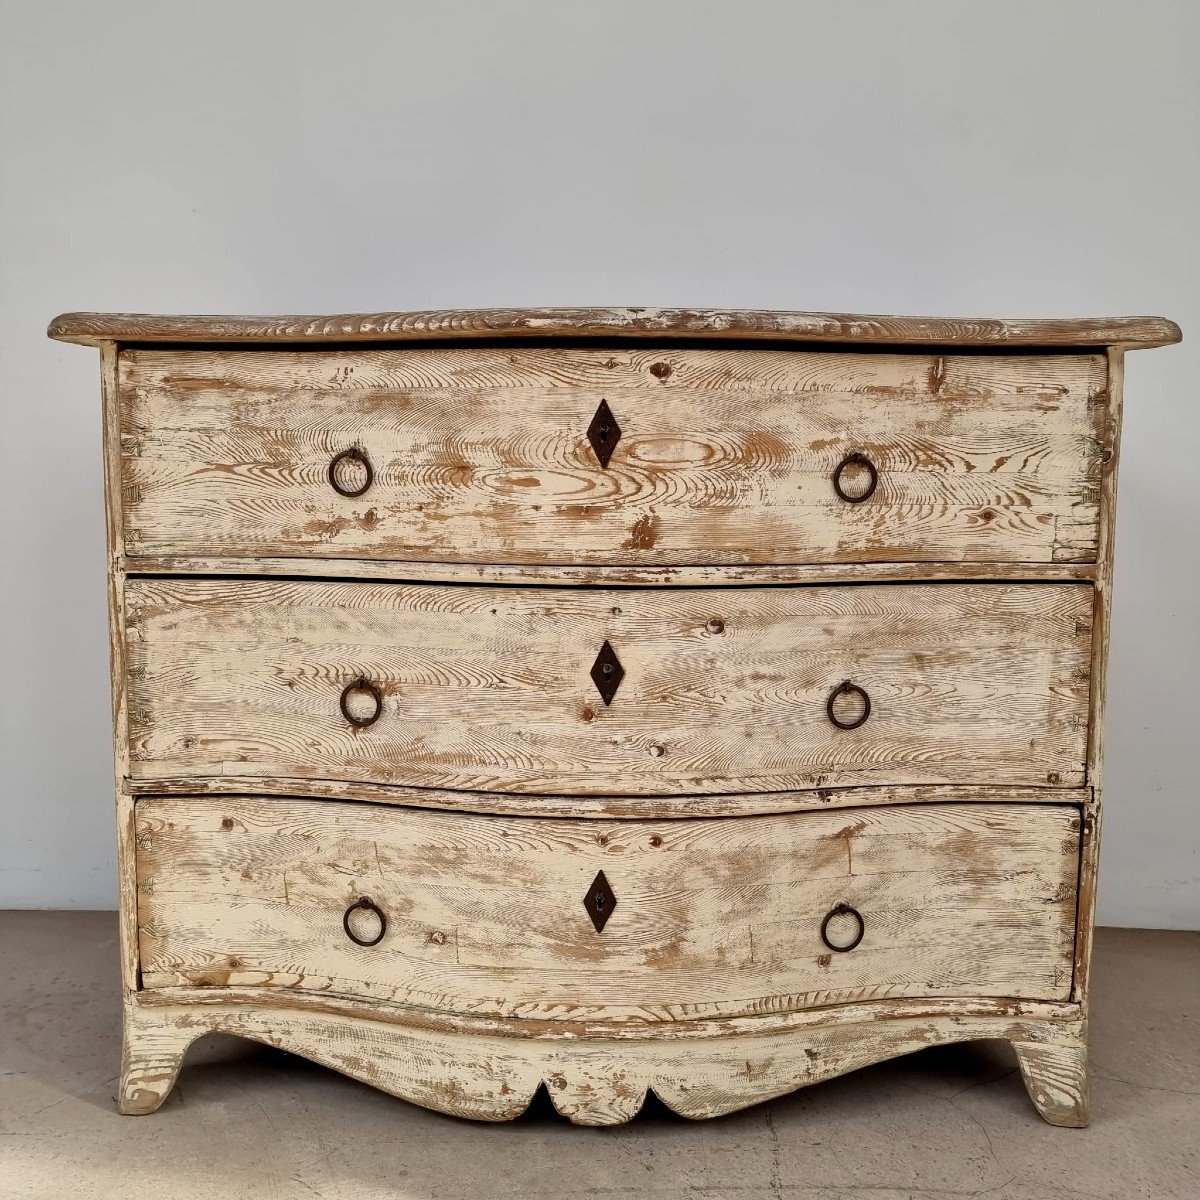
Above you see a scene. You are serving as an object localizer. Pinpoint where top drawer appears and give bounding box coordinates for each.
[118,346,1107,566]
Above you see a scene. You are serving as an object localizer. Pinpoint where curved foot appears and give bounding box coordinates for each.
[118,1000,202,1114]
[1011,1025,1089,1127]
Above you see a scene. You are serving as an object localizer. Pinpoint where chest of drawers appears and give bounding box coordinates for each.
[50,307,1179,1127]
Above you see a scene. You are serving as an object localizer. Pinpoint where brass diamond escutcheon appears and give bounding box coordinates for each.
[584,869,616,933]
[586,399,622,468]
[589,640,624,706]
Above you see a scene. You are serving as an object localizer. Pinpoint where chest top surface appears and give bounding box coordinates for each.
[48,305,1181,348]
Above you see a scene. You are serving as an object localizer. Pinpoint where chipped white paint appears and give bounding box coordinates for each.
[47,306,1183,349]
[124,578,1093,796]
[118,990,1089,1125]
[50,308,1176,1126]
[135,796,1081,1017]
[117,346,1108,566]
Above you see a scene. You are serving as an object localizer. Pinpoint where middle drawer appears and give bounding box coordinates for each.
[126,579,1091,796]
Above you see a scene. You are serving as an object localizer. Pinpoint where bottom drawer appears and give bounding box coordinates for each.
[135,796,1080,1022]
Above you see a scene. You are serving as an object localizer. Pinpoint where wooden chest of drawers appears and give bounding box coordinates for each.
[50,307,1180,1127]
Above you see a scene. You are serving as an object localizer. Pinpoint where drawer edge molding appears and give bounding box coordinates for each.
[121,555,1103,586]
[125,779,1092,819]
[120,990,1088,1126]
[138,986,1081,1042]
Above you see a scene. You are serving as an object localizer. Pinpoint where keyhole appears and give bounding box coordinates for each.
[602,663,614,676]
[598,425,610,442]
[595,894,606,911]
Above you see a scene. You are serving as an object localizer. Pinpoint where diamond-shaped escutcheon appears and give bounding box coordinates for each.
[586,398,622,468]
[589,640,624,706]
[583,870,616,933]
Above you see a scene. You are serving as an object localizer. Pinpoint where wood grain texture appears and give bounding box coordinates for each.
[136,983,1079,1040]
[1072,346,1127,1006]
[118,346,1108,566]
[124,579,1093,795]
[1012,1028,1089,1127]
[118,989,1087,1125]
[55,308,1176,1127]
[99,342,141,995]
[48,306,1182,348]
[135,796,1081,1019]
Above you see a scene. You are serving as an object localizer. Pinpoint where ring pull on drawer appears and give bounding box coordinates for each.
[343,896,387,947]
[831,451,878,503]
[821,903,865,953]
[340,677,383,727]
[328,446,373,498]
[827,680,871,730]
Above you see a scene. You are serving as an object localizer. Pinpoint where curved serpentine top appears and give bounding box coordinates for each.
[47,307,1181,349]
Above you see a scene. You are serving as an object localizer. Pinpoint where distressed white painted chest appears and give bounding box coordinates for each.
[50,307,1180,1126]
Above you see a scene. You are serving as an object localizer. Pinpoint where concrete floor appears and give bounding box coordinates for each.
[0,915,1196,1200]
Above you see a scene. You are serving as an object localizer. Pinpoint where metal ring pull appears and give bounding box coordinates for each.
[831,452,878,503]
[343,896,386,947]
[826,680,871,730]
[820,903,865,953]
[340,677,382,727]
[328,447,373,498]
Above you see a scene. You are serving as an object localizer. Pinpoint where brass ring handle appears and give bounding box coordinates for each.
[328,447,373,498]
[831,452,878,503]
[826,680,871,730]
[820,903,865,953]
[340,677,382,727]
[343,896,386,947]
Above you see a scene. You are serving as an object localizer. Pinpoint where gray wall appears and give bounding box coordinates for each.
[2,0,1197,925]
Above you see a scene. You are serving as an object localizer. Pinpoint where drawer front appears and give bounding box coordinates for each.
[126,580,1091,795]
[119,346,1106,566]
[136,796,1080,1018]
